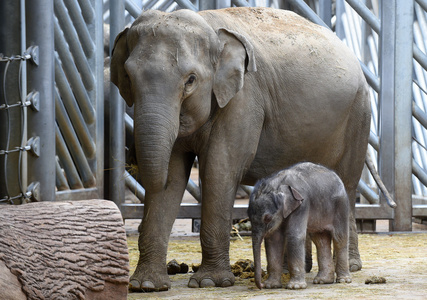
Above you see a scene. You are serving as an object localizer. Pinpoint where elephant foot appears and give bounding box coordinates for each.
[188,267,235,288]
[349,257,362,272]
[263,277,282,289]
[313,272,334,284]
[286,279,307,290]
[128,267,171,292]
[336,274,352,283]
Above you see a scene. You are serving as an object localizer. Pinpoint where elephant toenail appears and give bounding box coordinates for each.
[221,279,233,287]
[141,281,155,291]
[200,278,215,288]
[188,278,200,288]
[129,279,141,291]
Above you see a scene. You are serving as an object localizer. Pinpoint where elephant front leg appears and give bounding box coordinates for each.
[187,186,236,288]
[129,152,194,292]
[263,229,285,289]
[285,234,307,289]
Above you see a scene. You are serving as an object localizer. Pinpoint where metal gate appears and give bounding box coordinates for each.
[1,0,426,232]
[0,0,104,203]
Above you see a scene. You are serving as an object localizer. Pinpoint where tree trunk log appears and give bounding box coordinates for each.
[0,200,129,300]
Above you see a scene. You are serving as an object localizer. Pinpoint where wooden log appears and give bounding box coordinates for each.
[0,200,129,300]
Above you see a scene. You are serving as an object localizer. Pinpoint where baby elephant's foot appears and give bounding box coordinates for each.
[313,272,335,284]
[336,275,352,283]
[286,279,307,290]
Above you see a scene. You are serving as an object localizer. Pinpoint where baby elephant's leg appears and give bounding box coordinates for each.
[311,232,335,284]
[264,229,284,289]
[285,234,307,289]
[333,235,352,283]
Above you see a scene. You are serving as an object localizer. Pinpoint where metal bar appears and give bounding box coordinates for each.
[125,170,145,201]
[55,0,95,91]
[121,203,249,220]
[199,0,216,10]
[378,0,396,217]
[357,179,379,204]
[287,0,329,28]
[54,17,96,125]
[92,0,105,199]
[125,0,142,19]
[413,159,427,187]
[55,157,70,191]
[231,0,250,7]
[55,125,84,189]
[345,0,380,33]
[186,179,201,202]
[175,0,198,11]
[392,0,414,231]
[413,101,427,129]
[0,1,23,204]
[54,55,96,158]
[416,0,427,11]
[319,0,332,28]
[77,0,94,24]
[26,0,56,201]
[109,0,126,206]
[55,89,96,188]
[55,187,99,201]
[369,131,380,151]
[64,0,96,58]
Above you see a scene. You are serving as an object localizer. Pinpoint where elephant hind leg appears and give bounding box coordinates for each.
[311,232,335,284]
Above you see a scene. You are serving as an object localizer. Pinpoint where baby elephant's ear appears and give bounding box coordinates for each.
[278,186,304,219]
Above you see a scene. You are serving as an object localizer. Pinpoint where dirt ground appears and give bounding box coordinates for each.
[125,220,427,300]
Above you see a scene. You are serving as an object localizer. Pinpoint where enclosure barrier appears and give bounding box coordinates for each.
[1,0,426,232]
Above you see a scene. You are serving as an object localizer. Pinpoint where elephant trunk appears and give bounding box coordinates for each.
[134,100,179,192]
[252,233,264,289]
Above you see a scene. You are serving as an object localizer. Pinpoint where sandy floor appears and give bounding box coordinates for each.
[125,220,427,300]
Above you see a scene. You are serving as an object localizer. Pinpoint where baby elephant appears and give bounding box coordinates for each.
[248,162,352,290]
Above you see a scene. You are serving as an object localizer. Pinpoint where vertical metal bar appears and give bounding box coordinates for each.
[92,0,105,199]
[336,0,346,39]
[378,0,396,220]
[26,0,55,201]
[392,0,414,231]
[109,0,125,206]
[0,0,22,204]
[20,0,28,200]
[199,0,216,10]
[319,0,332,28]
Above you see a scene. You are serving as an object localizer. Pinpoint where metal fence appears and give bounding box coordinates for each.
[1,0,426,232]
[0,0,104,204]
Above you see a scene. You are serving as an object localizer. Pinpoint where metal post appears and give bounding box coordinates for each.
[378,0,396,222]
[109,0,125,206]
[392,0,414,231]
[26,0,56,201]
[0,1,22,204]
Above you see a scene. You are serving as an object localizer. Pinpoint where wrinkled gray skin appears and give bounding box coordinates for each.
[248,162,352,290]
[110,7,370,291]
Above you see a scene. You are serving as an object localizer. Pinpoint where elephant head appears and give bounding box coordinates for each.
[110,10,256,192]
[248,177,304,289]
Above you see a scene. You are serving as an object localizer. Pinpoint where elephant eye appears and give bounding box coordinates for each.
[186,74,196,85]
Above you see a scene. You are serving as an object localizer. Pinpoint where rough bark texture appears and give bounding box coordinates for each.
[0,200,129,300]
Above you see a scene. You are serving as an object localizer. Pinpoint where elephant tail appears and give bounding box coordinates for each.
[365,152,397,208]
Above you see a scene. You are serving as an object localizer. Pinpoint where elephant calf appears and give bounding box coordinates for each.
[248,162,352,289]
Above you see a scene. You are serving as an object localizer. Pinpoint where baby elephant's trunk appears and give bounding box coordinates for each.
[252,235,264,289]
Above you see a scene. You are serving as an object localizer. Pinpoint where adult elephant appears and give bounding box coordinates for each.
[111,7,371,291]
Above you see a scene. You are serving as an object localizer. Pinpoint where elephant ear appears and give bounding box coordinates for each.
[111,27,133,107]
[276,186,304,219]
[213,28,257,108]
